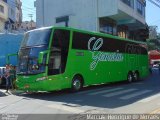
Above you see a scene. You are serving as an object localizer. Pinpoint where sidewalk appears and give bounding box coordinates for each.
[0,89,7,96]
[0,89,24,96]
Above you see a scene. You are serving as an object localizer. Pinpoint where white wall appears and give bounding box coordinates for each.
[35,0,73,28]
[0,1,8,21]
[0,21,5,32]
[35,0,98,31]
[118,0,145,24]
[69,0,97,31]
[35,0,146,31]
[98,0,118,17]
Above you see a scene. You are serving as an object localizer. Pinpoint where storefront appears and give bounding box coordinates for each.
[148,50,160,65]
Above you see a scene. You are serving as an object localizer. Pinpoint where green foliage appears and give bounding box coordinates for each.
[147,38,160,51]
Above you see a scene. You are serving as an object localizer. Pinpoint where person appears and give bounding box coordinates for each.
[5,64,11,93]
[149,64,152,74]
[12,66,17,89]
[158,63,160,73]
[9,65,16,90]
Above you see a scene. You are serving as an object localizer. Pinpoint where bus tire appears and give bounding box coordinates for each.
[72,75,83,92]
[134,71,139,81]
[127,72,133,83]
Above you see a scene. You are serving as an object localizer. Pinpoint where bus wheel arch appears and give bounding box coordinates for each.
[127,71,134,83]
[71,74,84,92]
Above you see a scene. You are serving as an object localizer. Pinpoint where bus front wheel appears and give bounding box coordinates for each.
[72,76,83,92]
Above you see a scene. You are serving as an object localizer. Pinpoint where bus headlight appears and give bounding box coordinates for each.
[32,64,39,70]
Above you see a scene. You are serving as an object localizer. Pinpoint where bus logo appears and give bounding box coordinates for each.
[88,37,124,70]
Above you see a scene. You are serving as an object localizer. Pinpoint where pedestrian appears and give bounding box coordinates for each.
[11,66,16,89]
[9,65,16,90]
[158,63,160,73]
[149,64,152,74]
[5,64,11,93]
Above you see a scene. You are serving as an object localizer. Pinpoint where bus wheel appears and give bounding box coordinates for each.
[134,72,139,81]
[72,76,83,92]
[127,72,133,83]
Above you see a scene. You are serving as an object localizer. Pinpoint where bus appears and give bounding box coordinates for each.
[15,26,149,92]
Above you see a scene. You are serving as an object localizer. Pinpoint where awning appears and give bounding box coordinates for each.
[148,50,160,60]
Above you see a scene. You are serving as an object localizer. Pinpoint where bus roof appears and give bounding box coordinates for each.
[26,26,53,33]
[54,27,147,45]
[28,26,147,45]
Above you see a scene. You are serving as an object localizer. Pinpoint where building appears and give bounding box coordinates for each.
[20,20,36,32]
[0,0,8,32]
[35,0,148,41]
[149,26,158,40]
[0,33,23,66]
[4,0,22,32]
[148,50,160,65]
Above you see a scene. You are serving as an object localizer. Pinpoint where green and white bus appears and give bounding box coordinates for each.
[16,27,149,92]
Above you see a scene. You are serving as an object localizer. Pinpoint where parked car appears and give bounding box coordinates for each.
[153,64,159,68]
[0,67,6,87]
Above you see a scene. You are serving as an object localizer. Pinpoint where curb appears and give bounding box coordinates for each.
[0,89,24,96]
[150,108,160,114]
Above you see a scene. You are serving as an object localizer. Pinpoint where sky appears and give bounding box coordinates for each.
[21,0,36,22]
[21,0,160,33]
[146,0,160,32]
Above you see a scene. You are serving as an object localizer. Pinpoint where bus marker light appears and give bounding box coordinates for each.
[24,84,30,88]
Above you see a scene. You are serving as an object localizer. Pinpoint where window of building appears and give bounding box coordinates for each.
[99,18,117,35]
[121,0,134,8]
[136,0,145,16]
[117,25,129,39]
[11,8,15,17]
[0,5,4,13]
[3,0,7,3]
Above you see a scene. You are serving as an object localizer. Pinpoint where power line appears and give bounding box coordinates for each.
[8,0,36,13]
[28,14,33,21]
[148,0,160,8]
[22,4,36,10]
[22,7,36,13]
[155,0,160,3]
[9,0,36,11]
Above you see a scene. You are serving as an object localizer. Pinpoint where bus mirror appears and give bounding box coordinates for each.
[38,50,49,64]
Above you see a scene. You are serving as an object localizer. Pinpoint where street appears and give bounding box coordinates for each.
[0,69,160,119]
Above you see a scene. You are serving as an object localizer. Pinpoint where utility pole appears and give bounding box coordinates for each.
[96,0,99,32]
[28,14,33,28]
[42,0,45,26]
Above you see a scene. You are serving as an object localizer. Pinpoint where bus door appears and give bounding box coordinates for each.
[126,44,136,71]
[48,29,70,89]
[135,46,141,70]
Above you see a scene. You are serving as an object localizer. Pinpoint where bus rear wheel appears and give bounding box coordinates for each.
[127,72,133,83]
[134,72,139,81]
[72,76,83,92]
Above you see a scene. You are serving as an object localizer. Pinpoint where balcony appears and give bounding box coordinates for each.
[0,1,8,22]
[115,0,145,26]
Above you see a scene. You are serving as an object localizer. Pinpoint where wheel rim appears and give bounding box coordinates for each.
[73,79,81,90]
[128,74,132,82]
[134,73,138,81]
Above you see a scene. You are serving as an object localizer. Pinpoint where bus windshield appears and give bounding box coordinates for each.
[21,28,51,47]
[17,28,52,75]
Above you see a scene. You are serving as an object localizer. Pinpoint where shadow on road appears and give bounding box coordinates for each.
[0,91,7,97]
[19,68,160,109]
